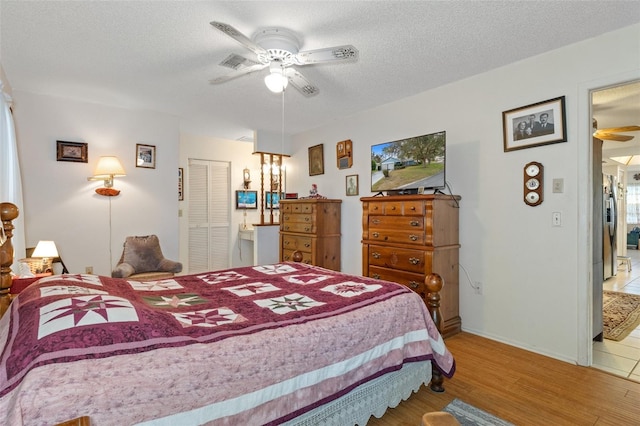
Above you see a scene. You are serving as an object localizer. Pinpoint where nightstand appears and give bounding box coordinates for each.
[11,274,50,295]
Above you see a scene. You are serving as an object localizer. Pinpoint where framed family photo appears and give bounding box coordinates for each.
[502,96,567,152]
[236,190,258,209]
[136,144,156,168]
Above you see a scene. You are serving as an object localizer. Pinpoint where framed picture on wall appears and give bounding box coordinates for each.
[346,174,359,196]
[265,191,280,209]
[308,144,324,176]
[136,144,156,168]
[502,96,567,152]
[236,190,257,209]
[56,141,88,163]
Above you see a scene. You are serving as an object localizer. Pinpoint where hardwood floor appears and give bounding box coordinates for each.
[368,332,640,425]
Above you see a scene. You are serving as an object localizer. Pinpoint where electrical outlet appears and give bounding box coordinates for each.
[85,266,93,274]
[474,281,482,295]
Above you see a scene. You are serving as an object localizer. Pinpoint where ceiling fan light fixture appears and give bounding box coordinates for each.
[264,72,288,93]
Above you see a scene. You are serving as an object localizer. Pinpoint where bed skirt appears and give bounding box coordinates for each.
[284,360,432,426]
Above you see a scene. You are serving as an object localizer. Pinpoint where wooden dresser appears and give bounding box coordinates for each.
[361,194,461,337]
[279,199,342,271]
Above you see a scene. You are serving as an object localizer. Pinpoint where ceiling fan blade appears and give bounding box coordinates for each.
[285,68,319,97]
[209,63,268,84]
[596,125,640,134]
[594,131,635,142]
[210,21,267,56]
[295,45,359,65]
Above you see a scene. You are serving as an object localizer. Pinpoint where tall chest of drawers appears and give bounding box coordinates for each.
[361,194,461,337]
[279,199,342,271]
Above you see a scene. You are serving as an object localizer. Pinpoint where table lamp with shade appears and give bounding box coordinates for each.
[32,240,59,274]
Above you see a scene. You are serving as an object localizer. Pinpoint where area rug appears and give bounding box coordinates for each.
[442,399,514,426]
[603,291,640,341]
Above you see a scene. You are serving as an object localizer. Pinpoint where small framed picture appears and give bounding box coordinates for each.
[178,168,184,201]
[346,174,359,196]
[308,144,324,176]
[236,190,258,209]
[502,96,567,152]
[56,141,88,163]
[265,191,281,209]
[136,144,156,169]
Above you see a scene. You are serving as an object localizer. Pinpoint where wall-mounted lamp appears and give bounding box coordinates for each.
[32,240,59,274]
[87,156,126,196]
[243,167,251,189]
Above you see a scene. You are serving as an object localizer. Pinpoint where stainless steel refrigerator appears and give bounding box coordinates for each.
[603,173,618,280]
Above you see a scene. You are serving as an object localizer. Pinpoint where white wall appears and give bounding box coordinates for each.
[286,24,640,363]
[12,91,180,276]
[178,133,265,271]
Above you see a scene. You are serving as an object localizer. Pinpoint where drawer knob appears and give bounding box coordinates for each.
[410,220,420,227]
[391,206,396,210]
[408,281,419,289]
[372,232,380,238]
[410,206,416,211]
[372,252,381,259]
[409,235,418,241]
[304,243,310,248]
[372,273,380,279]
[372,219,380,225]
[305,227,311,232]
[285,226,290,231]
[284,241,290,246]
[305,217,310,222]
[284,255,290,260]
[409,257,420,265]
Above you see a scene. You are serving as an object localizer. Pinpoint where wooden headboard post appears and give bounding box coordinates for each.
[0,202,19,318]
[425,272,445,393]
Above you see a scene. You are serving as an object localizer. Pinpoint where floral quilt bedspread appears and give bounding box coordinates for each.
[0,262,454,425]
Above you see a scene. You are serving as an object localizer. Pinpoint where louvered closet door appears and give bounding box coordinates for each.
[188,159,231,273]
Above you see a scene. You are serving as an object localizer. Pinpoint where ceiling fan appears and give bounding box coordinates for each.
[593,125,640,142]
[209,21,358,96]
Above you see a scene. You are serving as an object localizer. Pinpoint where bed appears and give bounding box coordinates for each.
[0,203,455,425]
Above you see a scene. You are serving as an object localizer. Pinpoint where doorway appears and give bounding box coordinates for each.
[590,80,640,377]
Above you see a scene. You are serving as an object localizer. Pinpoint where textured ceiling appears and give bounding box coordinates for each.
[1,1,639,145]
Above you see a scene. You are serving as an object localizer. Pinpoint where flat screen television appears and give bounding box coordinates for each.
[370,131,446,194]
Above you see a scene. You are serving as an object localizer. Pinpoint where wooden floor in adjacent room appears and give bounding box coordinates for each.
[368,332,640,425]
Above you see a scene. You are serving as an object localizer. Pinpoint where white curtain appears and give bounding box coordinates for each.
[0,79,26,273]
[627,182,640,226]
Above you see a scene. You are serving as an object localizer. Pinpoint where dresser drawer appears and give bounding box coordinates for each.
[282,249,312,264]
[368,245,425,274]
[368,215,424,231]
[367,266,425,294]
[367,200,424,216]
[281,235,313,253]
[281,221,316,233]
[368,229,425,245]
[282,203,314,214]
[281,212,315,224]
